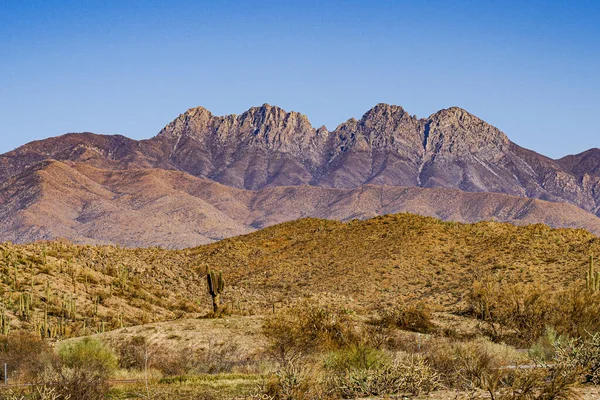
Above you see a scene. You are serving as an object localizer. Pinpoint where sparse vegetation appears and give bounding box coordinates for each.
[1,214,600,398]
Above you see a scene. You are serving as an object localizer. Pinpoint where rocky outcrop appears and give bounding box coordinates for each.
[149,104,600,217]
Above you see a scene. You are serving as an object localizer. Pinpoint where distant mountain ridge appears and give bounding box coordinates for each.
[0,103,599,247]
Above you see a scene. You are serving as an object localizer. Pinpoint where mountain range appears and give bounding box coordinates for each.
[1,103,599,248]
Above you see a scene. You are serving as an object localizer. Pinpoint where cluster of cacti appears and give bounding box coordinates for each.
[115,265,130,291]
[18,292,32,320]
[206,268,225,315]
[39,304,50,338]
[0,241,231,338]
[34,307,67,339]
[586,255,600,291]
[61,293,77,320]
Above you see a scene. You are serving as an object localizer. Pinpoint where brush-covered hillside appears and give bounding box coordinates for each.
[0,213,597,339]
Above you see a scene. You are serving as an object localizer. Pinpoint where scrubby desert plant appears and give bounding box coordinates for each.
[331,355,441,398]
[489,366,577,400]
[263,358,329,400]
[529,327,566,363]
[54,337,117,400]
[263,301,359,363]
[0,331,55,382]
[152,340,241,376]
[423,337,523,390]
[375,301,435,333]
[324,344,388,372]
[468,280,600,345]
[554,331,600,385]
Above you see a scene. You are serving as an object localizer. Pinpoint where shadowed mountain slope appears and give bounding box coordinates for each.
[1,160,600,248]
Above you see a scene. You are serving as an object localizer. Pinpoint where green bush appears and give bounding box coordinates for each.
[529,327,565,363]
[55,337,118,400]
[324,344,388,372]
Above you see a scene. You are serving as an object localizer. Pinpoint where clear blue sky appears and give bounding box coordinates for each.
[1,0,599,158]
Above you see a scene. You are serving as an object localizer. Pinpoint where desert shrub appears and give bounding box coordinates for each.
[116,334,241,376]
[469,281,600,346]
[152,340,241,376]
[117,335,149,369]
[263,301,359,363]
[54,337,118,400]
[489,366,577,400]
[469,281,552,344]
[423,337,523,390]
[420,335,576,398]
[529,327,566,363]
[554,331,600,385]
[330,355,441,398]
[0,331,55,382]
[324,344,388,372]
[263,359,330,400]
[376,301,435,333]
[362,317,396,349]
[554,287,600,338]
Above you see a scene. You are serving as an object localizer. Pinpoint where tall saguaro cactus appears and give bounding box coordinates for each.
[586,255,600,291]
[206,269,225,316]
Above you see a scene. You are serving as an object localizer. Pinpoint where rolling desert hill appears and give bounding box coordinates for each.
[1,103,600,247]
[1,213,598,338]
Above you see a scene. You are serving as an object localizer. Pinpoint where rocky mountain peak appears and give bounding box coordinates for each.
[156,106,215,140]
[361,103,407,119]
[240,104,313,132]
[428,106,487,126]
[333,103,423,151]
[424,106,510,156]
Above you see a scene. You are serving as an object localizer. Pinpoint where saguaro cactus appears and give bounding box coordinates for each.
[1,311,10,336]
[206,269,225,316]
[586,255,600,291]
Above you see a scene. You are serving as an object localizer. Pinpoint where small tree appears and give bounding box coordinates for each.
[206,268,225,316]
